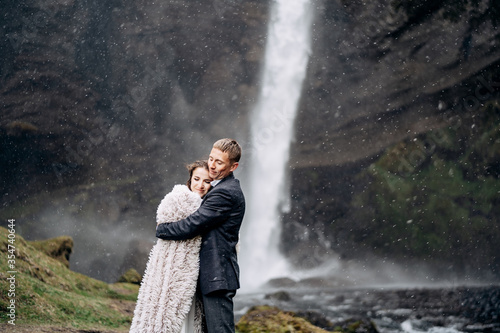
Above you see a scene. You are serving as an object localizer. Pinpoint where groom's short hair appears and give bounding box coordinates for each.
[213,138,241,163]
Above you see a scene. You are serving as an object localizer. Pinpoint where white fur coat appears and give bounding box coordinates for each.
[130,185,203,333]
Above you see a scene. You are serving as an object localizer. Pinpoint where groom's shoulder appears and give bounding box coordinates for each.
[221,173,241,187]
[204,176,244,208]
[213,174,243,196]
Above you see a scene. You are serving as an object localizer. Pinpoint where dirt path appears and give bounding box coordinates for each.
[0,325,127,332]
[0,324,121,332]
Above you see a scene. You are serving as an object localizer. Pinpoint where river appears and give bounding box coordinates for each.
[234,283,500,332]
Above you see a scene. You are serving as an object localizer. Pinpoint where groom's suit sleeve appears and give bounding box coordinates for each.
[156,186,234,240]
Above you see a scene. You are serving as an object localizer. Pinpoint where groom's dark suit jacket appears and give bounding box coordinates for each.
[156,173,245,295]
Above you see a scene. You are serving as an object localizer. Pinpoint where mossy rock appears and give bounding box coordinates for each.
[117,268,142,285]
[30,236,73,268]
[236,305,331,333]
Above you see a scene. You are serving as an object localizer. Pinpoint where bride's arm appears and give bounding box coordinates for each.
[156,186,236,240]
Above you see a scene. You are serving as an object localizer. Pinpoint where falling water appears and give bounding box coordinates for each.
[240,0,314,291]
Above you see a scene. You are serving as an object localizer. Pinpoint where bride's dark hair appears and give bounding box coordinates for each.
[186,160,209,190]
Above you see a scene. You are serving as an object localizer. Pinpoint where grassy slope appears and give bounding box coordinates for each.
[0,226,138,331]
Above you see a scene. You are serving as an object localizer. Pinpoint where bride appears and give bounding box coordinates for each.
[130,161,212,333]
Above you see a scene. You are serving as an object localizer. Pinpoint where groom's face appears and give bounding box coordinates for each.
[208,148,238,180]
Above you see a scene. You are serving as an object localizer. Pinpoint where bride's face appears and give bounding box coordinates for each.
[190,167,212,197]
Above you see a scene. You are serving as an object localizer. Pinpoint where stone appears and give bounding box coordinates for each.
[264,290,292,302]
[117,268,142,285]
[236,305,331,333]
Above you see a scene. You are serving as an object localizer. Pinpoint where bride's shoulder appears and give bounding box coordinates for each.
[156,184,201,223]
[160,184,200,203]
[172,184,191,193]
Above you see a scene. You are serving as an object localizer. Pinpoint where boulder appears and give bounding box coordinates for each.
[117,268,142,285]
[236,305,331,333]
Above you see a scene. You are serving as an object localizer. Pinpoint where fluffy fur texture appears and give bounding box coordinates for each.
[130,185,203,333]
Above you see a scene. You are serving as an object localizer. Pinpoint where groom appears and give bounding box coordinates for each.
[156,138,245,333]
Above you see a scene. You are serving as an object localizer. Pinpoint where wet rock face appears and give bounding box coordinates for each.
[0,0,269,282]
[283,0,500,276]
[1,0,269,203]
[293,0,500,167]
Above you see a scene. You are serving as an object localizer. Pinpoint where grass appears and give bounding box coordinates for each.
[0,226,139,331]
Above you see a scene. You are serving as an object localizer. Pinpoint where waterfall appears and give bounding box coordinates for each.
[240,0,314,291]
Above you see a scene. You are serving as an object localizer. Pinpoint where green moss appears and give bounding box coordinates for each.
[348,103,500,267]
[236,305,331,333]
[117,268,142,285]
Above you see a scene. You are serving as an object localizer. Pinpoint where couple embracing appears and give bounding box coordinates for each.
[130,138,245,333]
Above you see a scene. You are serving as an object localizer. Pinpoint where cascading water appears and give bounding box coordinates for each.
[240,0,314,291]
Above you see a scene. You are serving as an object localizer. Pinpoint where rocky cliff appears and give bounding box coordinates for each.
[294,0,500,167]
[284,0,500,278]
[1,0,269,281]
[1,0,499,282]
